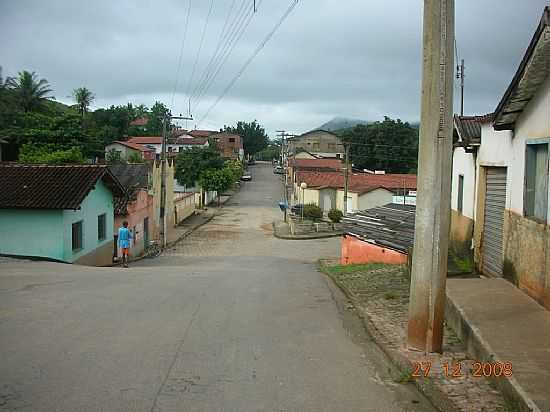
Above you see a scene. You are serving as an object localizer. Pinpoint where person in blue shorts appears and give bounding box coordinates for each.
[118,221,133,268]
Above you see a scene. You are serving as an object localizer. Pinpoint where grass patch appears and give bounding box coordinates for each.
[393,367,414,384]
[322,263,396,277]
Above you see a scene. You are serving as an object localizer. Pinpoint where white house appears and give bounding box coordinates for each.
[450,6,550,309]
[126,136,209,156]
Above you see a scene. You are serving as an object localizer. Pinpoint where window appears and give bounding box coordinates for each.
[229,138,235,143]
[72,221,83,252]
[524,142,549,222]
[98,214,106,241]
[457,175,464,213]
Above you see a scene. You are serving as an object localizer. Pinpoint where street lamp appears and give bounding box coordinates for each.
[300,182,307,221]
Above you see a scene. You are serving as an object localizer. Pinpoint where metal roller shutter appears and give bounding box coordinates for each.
[482,168,507,276]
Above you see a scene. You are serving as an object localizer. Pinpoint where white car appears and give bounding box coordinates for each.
[240,174,252,181]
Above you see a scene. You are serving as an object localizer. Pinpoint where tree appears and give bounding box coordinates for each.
[224,159,243,181]
[7,70,53,112]
[72,87,95,117]
[174,146,224,187]
[19,144,85,164]
[198,167,235,206]
[342,117,419,174]
[223,120,269,156]
[147,101,170,135]
[127,151,144,163]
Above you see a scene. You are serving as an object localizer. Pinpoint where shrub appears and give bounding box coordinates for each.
[328,208,343,223]
[303,203,323,221]
[19,144,85,164]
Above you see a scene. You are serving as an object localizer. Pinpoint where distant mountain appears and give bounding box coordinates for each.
[316,117,370,132]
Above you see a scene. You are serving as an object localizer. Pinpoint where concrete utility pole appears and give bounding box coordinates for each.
[457,58,465,116]
[159,113,193,249]
[343,143,350,215]
[277,130,295,222]
[407,0,455,353]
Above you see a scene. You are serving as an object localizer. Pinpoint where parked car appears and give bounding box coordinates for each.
[247,159,256,165]
[274,166,285,174]
[241,174,252,181]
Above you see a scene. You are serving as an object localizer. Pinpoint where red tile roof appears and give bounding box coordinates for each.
[189,130,217,138]
[289,158,342,170]
[0,164,126,209]
[175,137,208,145]
[296,171,416,194]
[129,117,149,126]
[127,136,162,145]
[112,141,155,152]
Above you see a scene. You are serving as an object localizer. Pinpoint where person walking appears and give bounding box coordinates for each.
[118,221,133,268]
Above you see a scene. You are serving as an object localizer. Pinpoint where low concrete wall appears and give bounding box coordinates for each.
[74,240,114,266]
[174,193,195,225]
[449,210,474,257]
[503,210,550,309]
[341,235,408,265]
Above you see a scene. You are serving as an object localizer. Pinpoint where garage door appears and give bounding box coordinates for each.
[482,168,507,277]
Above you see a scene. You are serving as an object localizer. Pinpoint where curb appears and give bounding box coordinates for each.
[445,294,540,412]
[319,261,462,412]
[272,222,343,240]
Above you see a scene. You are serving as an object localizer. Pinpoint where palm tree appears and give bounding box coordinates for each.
[72,87,95,117]
[7,70,53,112]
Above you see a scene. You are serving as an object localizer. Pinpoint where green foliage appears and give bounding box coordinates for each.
[6,70,53,113]
[342,116,419,173]
[174,146,224,187]
[105,149,125,164]
[223,120,269,155]
[256,141,281,161]
[328,209,343,223]
[127,151,144,163]
[146,101,170,136]
[199,167,235,205]
[303,203,323,221]
[19,144,85,164]
[72,87,94,116]
[224,159,243,181]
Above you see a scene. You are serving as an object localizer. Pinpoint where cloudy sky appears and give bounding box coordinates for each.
[1,0,548,136]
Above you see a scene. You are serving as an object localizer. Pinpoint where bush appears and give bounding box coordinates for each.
[328,209,343,223]
[303,203,323,221]
[19,144,86,164]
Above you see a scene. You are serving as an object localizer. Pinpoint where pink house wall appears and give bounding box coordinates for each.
[114,189,154,257]
[341,234,408,265]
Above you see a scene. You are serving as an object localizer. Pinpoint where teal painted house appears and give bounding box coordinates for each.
[0,164,126,265]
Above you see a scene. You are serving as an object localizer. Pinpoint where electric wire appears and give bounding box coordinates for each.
[198,0,299,127]
[170,0,193,113]
[185,0,216,104]
[191,0,257,113]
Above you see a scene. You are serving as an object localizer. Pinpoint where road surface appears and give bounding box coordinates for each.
[0,162,434,412]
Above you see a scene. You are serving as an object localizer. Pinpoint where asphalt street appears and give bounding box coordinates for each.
[0,162,434,412]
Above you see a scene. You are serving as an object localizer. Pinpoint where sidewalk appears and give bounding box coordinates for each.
[446,278,550,412]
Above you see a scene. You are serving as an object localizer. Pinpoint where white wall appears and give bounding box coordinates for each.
[510,75,550,220]
[357,188,393,210]
[477,124,515,215]
[451,147,477,219]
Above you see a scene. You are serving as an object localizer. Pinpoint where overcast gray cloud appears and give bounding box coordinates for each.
[1,0,548,136]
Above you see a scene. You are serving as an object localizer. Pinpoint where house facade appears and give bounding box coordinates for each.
[0,164,125,265]
[212,133,244,160]
[294,171,414,213]
[287,130,344,158]
[450,7,550,309]
[105,141,156,161]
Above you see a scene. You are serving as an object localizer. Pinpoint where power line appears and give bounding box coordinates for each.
[191,0,256,113]
[185,0,216,103]
[198,0,299,127]
[189,0,240,102]
[170,0,193,112]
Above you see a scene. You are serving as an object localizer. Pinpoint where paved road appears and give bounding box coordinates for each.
[0,163,434,412]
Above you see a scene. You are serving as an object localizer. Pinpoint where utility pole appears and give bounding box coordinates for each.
[159,113,193,249]
[277,130,295,222]
[343,143,350,215]
[456,58,465,116]
[407,0,455,353]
